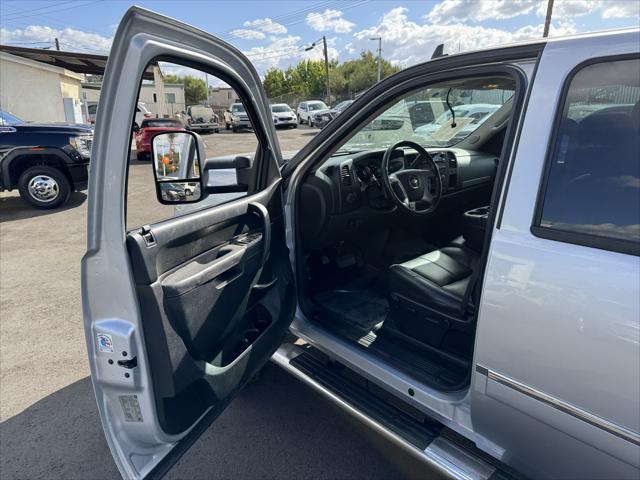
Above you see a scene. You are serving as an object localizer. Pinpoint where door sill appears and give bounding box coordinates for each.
[289,310,475,435]
[272,343,520,480]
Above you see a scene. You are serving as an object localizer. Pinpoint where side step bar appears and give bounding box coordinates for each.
[272,343,522,480]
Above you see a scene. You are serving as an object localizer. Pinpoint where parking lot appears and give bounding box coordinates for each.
[0,125,424,479]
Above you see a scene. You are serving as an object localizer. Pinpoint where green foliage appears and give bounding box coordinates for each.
[263,51,401,103]
[163,74,207,105]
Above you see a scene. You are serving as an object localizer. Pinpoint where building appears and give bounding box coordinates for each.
[139,80,186,118]
[0,51,84,123]
[81,65,186,119]
[208,86,237,110]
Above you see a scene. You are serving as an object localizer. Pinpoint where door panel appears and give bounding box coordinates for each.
[129,184,295,436]
[82,7,294,479]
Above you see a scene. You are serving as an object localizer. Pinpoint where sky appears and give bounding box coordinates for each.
[1,0,639,80]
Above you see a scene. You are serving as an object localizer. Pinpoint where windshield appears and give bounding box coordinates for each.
[190,106,212,116]
[340,76,515,152]
[0,110,25,126]
[308,102,327,111]
[333,101,353,112]
[271,105,292,113]
[231,104,245,113]
[142,120,182,128]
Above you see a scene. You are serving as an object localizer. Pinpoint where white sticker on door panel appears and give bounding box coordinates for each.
[97,333,114,353]
[119,395,143,422]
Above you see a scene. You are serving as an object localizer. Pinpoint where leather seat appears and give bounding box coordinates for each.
[388,244,479,316]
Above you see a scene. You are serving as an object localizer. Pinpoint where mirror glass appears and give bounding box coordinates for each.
[152,131,202,203]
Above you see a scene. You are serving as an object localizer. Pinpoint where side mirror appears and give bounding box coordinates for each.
[151,131,206,204]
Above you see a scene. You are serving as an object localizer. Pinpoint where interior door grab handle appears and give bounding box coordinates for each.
[248,202,270,266]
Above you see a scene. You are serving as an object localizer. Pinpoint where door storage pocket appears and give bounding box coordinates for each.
[161,238,262,361]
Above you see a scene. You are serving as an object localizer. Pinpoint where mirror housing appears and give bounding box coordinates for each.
[150,130,206,204]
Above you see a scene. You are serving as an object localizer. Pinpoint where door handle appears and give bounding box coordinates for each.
[248,202,270,266]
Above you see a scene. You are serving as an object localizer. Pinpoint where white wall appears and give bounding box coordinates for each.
[0,53,83,123]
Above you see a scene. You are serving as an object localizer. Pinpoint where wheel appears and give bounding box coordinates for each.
[298,116,303,125]
[232,126,238,133]
[136,151,149,161]
[225,122,231,130]
[18,165,71,209]
[215,128,220,133]
[308,117,313,127]
[293,124,298,129]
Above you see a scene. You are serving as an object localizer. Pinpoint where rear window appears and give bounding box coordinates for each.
[231,104,245,113]
[141,119,182,128]
[535,57,640,254]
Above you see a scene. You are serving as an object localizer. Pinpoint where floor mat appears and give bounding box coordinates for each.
[314,289,389,332]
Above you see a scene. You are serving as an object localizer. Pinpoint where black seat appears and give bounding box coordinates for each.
[387,244,479,351]
[389,244,478,315]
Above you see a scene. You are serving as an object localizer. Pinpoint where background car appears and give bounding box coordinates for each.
[296,100,327,126]
[134,118,185,160]
[0,109,92,209]
[185,105,219,133]
[270,103,297,128]
[134,102,152,130]
[229,102,251,132]
[311,99,354,129]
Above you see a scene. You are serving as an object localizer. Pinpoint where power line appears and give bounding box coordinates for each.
[0,0,101,22]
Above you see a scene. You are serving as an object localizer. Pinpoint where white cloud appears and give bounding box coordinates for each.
[306,9,356,33]
[352,7,576,67]
[427,0,538,23]
[243,18,287,35]
[230,28,266,40]
[0,25,112,53]
[544,0,640,19]
[426,0,640,23]
[242,34,338,72]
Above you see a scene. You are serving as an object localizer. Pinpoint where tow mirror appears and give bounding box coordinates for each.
[151,131,206,204]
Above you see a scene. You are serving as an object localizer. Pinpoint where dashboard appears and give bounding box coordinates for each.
[299,146,499,248]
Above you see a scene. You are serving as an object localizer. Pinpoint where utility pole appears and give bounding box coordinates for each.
[54,38,60,50]
[205,72,209,105]
[370,36,382,82]
[322,35,330,103]
[543,0,554,38]
[305,37,331,102]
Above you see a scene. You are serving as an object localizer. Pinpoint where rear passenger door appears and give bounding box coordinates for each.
[472,33,640,479]
[82,8,295,479]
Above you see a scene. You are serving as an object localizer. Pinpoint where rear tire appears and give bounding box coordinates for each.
[308,118,313,127]
[18,165,71,209]
[232,126,238,133]
[225,123,231,130]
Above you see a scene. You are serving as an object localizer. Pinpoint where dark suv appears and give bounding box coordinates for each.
[0,110,92,209]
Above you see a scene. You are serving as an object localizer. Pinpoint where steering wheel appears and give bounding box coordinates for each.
[381,140,442,215]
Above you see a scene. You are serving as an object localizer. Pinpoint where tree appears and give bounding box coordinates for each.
[263,68,288,98]
[262,51,400,103]
[163,74,207,105]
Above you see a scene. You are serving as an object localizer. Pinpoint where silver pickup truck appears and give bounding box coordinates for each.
[83,8,639,480]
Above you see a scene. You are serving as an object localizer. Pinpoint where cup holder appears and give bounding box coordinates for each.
[462,205,490,251]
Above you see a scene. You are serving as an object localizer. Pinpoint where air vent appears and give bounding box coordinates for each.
[340,164,352,187]
[448,153,457,169]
